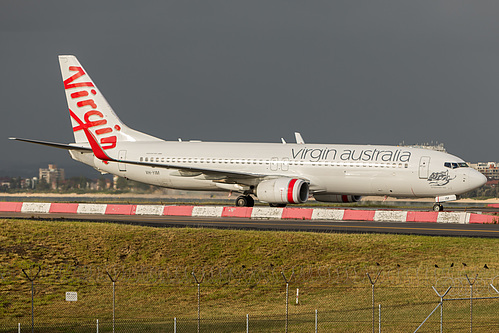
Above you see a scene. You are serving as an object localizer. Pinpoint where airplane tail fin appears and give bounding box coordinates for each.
[58,55,162,152]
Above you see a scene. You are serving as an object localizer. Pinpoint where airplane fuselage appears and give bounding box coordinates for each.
[70,141,481,198]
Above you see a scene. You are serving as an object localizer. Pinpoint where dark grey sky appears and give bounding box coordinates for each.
[1,1,499,177]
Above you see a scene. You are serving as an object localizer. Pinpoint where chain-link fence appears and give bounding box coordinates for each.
[1,265,499,332]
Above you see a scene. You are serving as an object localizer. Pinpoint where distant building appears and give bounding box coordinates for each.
[39,164,65,189]
[0,177,10,189]
[469,162,499,180]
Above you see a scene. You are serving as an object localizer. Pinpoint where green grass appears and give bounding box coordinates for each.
[2,219,499,270]
[1,219,499,331]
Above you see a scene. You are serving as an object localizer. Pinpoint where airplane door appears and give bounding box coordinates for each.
[270,157,278,171]
[418,156,430,179]
[118,150,127,172]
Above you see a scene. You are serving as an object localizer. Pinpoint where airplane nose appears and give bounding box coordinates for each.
[468,169,487,189]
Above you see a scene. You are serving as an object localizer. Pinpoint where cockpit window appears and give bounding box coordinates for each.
[444,162,469,169]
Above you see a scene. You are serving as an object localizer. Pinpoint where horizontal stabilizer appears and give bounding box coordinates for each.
[9,137,92,152]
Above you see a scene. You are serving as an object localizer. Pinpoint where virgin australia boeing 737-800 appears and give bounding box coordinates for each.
[11,55,486,211]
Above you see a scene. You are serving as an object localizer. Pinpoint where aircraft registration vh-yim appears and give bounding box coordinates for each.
[11,55,487,211]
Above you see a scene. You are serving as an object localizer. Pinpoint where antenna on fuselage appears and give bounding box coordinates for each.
[294,132,305,144]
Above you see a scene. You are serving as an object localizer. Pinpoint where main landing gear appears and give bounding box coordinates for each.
[235,195,255,207]
[433,203,444,212]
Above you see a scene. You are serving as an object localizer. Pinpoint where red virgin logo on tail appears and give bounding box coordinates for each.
[64,66,118,151]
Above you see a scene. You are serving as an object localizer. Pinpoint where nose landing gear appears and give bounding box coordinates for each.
[432,195,457,212]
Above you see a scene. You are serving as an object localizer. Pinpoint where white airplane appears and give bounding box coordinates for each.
[11,55,486,211]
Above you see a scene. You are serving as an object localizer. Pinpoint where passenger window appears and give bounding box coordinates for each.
[140,157,143,162]
[145,157,148,162]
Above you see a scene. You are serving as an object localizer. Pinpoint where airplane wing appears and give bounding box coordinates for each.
[115,157,266,181]
[112,158,321,190]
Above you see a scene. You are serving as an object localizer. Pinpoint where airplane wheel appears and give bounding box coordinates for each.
[433,203,444,212]
[236,196,247,207]
[269,203,287,208]
[236,195,254,207]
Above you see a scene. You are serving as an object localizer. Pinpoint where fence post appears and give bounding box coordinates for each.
[281,271,294,333]
[96,319,99,333]
[413,286,451,333]
[106,270,120,333]
[192,271,205,333]
[379,304,381,333]
[22,266,41,333]
[246,314,249,333]
[465,274,478,333]
[315,309,318,333]
[366,271,381,333]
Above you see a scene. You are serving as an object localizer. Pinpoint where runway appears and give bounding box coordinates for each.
[2,212,499,238]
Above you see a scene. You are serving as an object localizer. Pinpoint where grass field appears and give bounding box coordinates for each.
[1,218,499,332]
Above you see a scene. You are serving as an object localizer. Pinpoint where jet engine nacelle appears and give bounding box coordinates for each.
[313,194,362,203]
[256,178,309,204]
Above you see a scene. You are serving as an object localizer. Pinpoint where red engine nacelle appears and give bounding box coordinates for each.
[313,194,362,203]
[256,178,309,204]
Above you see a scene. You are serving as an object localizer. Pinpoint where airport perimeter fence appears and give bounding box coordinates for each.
[1,264,499,332]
